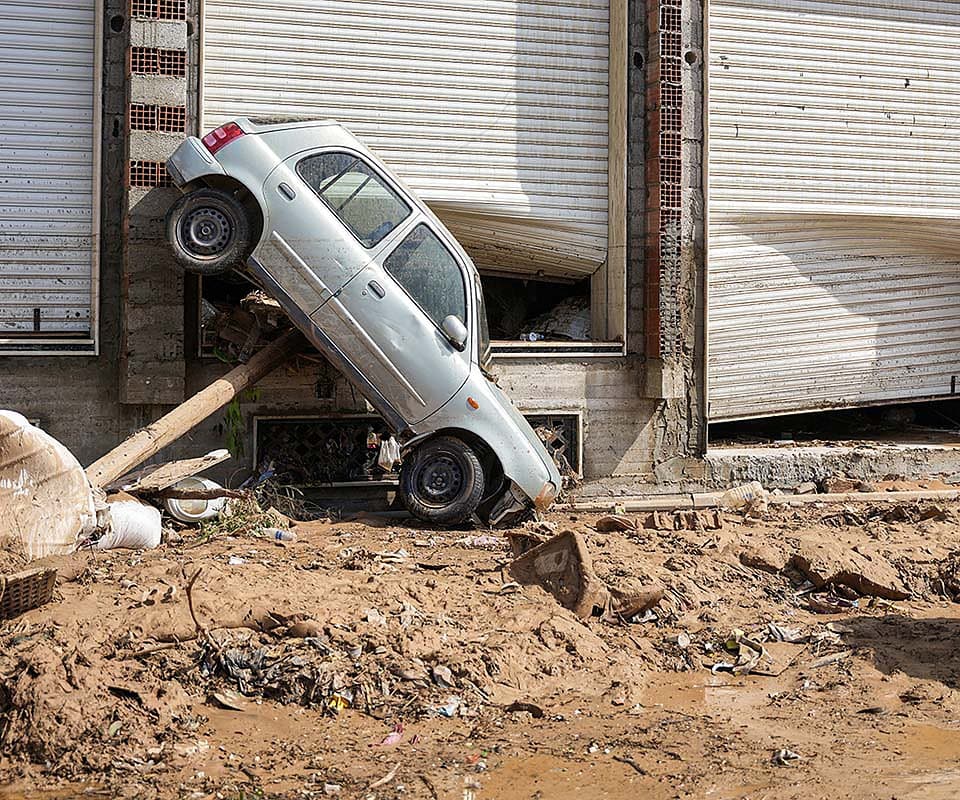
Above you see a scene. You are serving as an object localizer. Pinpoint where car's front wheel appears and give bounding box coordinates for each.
[166,187,251,275]
[399,435,485,525]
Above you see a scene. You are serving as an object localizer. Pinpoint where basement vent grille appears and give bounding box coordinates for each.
[130,46,186,77]
[255,413,582,486]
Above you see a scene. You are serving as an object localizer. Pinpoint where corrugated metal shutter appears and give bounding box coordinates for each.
[708,0,960,421]
[201,0,609,281]
[0,0,97,340]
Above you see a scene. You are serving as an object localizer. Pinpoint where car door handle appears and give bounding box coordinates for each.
[367,280,385,298]
[277,182,296,200]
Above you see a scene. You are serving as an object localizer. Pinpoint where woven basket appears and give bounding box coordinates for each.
[0,567,57,620]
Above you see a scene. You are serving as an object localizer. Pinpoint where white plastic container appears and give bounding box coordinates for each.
[164,477,227,523]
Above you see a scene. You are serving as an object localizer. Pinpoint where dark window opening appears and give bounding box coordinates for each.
[481,275,591,343]
[709,400,960,450]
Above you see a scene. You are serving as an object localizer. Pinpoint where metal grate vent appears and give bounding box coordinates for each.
[255,413,581,486]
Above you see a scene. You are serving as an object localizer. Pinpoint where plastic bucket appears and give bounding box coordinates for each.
[164,477,227,523]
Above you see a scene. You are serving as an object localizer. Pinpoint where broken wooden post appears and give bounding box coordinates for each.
[86,329,304,489]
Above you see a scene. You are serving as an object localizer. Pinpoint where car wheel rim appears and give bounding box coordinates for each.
[416,453,464,507]
[180,206,232,257]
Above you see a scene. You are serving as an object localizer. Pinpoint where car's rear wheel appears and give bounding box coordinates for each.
[399,435,485,525]
[166,188,251,275]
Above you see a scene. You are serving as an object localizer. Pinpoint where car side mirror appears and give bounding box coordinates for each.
[441,315,468,351]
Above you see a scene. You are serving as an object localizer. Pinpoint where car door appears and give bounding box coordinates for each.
[258,149,412,314]
[311,222,472,425]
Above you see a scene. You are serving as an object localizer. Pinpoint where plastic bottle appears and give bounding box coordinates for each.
[263,528,298,543]
[717,480,766,510]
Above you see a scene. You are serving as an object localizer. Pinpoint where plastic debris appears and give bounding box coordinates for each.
[772,748,801,766]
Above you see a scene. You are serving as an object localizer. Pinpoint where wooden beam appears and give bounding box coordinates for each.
[607,0,629,343]
[593,0,629,343]
[86,329,304,488]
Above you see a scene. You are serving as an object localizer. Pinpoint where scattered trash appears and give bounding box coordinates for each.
[164,477,228,523]
[595,514,637,532]
[718,481,767,511]
[429,696,461,718]
[228,556,247,566]
[766,622,805,643]
[456,535,503,549]
[808,649,854,670]
[375,724,404,747]
[0,567,57,620]
[0,410,96,561]
[262,527,298,543]
[806,593,859,614]
[508,530,608,619]
[211,689,249,712]
[772,748,801,766]
[607,579,665,620]
[377,435,401,472]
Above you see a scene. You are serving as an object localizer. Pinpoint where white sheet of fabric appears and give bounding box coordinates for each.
[0,410,96,560]
[96,501,162,550]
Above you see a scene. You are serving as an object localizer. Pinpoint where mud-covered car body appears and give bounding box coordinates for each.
[166,118,560,523]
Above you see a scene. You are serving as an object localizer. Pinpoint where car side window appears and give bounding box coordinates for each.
[384,224,467,333]
[297,152,411,248]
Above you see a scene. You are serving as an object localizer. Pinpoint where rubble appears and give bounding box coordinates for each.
[4,499,960,797]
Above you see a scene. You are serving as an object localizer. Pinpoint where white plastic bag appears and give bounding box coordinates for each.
[377,436,401,472]
[96,501,162,550]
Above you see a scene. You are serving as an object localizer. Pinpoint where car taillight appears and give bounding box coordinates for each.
[201,122,244,155]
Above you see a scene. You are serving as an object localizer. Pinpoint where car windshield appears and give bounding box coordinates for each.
[298,152,411,247]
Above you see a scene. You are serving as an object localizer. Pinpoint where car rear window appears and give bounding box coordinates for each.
[297,152,411,248]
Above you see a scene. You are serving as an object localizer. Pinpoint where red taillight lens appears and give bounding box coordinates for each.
[201,122,244,155]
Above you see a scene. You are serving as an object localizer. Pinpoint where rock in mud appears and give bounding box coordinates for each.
[790,539,910,600]
[739,544,790,574]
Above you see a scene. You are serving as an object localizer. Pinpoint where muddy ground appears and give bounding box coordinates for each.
[3,497,960,800]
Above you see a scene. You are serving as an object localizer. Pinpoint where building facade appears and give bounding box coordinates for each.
[0,0,706,492]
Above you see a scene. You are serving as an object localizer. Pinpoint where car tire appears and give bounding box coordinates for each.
[166,188,251,275]
[399,435,485,525]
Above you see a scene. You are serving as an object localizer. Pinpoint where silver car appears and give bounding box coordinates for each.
[165,118,560,525]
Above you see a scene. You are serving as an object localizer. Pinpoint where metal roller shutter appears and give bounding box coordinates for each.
[0,0,99,346]
[201,0,609,281]
[707,0,960,421]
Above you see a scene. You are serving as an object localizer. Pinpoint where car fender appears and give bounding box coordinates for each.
[405,371,561,507]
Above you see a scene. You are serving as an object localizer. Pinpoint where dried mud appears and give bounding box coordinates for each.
[4,501,960,799]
